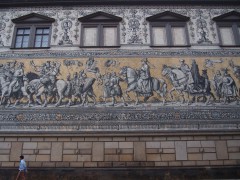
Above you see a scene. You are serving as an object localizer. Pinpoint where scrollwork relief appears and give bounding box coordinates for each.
[0,7,238,46]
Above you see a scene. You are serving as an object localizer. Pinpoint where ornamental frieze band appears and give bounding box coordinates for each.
[0,107,239,132]
[1,49,240,59]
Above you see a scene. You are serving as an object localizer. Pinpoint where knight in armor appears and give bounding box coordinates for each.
[179,59,194,83]
[48,61,61,93]
[7,62,24,96]
[38,61,60,95]
[39,61,51,83]
[137,58,153,97]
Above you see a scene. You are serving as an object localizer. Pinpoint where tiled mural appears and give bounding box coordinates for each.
[0,57,239,107]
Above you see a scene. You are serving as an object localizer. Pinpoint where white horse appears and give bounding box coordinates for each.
[162,66,189,104]
[119,66,167,105]
[162,65,215,105]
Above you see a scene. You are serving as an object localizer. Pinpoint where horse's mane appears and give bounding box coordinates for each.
[120,66,138,84]
[26,72,40,82]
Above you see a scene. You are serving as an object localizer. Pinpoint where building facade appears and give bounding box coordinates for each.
[0,0,240,179]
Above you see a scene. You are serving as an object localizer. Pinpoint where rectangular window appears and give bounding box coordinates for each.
[152,27,167,46]
[83,27,98,46]
[219,27,235,46]
[15,28,30,48]
[81,24,119,47]
[13,26,51,49]
[34,28,50,47]
[171,27,186,46]
[150,23,189,47]
[103,27,117,46]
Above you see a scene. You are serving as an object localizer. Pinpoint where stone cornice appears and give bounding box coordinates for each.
[0,49,240,59]
[0,0,240,7]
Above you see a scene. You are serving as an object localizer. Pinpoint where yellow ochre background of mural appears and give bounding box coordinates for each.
[1,57,239,103]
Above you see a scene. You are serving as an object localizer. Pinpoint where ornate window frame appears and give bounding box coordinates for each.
[146,11,190,47]
[213,11,240,47]
[11,13,55,49]
[78,11,122,48]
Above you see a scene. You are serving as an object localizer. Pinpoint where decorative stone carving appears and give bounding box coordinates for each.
[194,10,212,44]
[127,9,143,44]
[0,7,238,47]
[58,11,74,45]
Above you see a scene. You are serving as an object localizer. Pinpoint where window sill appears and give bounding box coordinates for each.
[10,47,50,50]
[79,46,121,48]
[150,45,191,48]
[220,45,240,47]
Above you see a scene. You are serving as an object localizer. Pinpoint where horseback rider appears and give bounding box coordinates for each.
[178,59,194,84]
[38,61,51,91]
[37,61,60,95]
[7,62,24,96]
[177,59,198,93]
[137,58,153,97]
[48,61,61,93]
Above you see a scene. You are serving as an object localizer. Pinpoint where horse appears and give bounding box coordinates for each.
[229,60,240,80]
[0,74,31,107]
[119,66,167,105]
[24,72,72,107]
[162,66,189,104]
[162,65,215,105]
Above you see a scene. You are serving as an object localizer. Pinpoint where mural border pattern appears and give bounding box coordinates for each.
[0,106,239,132]
[1,49,240,59]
